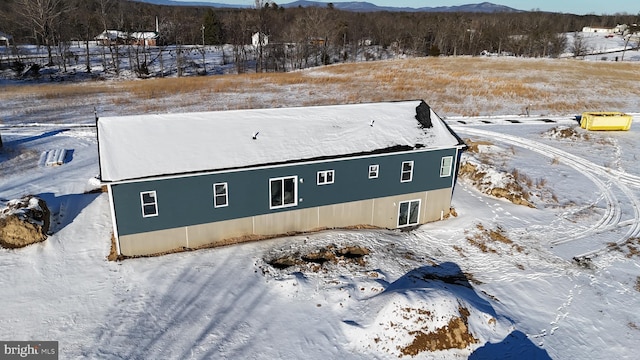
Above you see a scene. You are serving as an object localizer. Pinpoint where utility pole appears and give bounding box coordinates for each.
[201,24,206,74]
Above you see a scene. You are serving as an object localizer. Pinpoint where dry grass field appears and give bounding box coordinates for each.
[2,57,639,119]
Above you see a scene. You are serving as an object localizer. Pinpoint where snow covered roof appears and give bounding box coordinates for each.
[95,30,128,40]
[97,100,464,182]
[95,30,158,41]
[130,32,158,40]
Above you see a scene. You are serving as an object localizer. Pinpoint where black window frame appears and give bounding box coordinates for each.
[317,170,335,185]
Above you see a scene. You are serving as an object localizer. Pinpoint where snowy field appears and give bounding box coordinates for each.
[1,49,640,358]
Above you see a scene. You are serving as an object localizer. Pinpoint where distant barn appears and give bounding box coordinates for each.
[95,30,158,46]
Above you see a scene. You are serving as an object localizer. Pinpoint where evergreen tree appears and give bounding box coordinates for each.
[202,8,223,45]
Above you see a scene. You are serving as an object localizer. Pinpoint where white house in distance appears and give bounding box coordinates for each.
[129,32,158,47]
[582,24,630,35]
[582,26,615,34]
[95,30,129,45]
[0,31,11,47]
[252,32,268,47]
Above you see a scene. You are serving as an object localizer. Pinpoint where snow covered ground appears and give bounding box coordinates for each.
[569,31,640,61]
[1,57,640,358]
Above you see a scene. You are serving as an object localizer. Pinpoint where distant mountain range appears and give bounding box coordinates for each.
[134,0,521,13]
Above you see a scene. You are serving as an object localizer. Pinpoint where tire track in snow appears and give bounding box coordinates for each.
[453,127,620,243]
[452,126,640,259]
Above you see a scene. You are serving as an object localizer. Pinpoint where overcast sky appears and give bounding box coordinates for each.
[173,0,639,15]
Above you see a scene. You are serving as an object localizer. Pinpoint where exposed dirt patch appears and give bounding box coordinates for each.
[400,305,478,356]
[107,233,123,261]
[266,244,371,271]
[542,125,590,141]
[542,125,617,147]
[458,161,536,208]
[443,207,458,219]
[0,196,50,248]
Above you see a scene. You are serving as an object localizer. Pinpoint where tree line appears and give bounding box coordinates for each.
[1,0,638,75]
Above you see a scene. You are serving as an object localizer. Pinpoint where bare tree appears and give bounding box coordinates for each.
[12,0,72,65]
[621,23,640,61]
[252,0,268,72]
[224,10,251,73]
[548,33,568,58]
[66,0,100,73]
[95,0,122,74]
[570,31,589,58]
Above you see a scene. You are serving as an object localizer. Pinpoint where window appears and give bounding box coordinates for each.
[317,170,335,185]
[368,164,379,179]
[440,156,453,177]
[270,176,298,209]
[398,199,420,227]
[401,161,414,182]
[140,191,158,217]
[213,182,228,208]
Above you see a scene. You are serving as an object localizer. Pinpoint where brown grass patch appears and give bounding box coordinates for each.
[607,237,640,258]
[453,245,466,257]
[0,82,119,101]
[510,168,533,189]
[442,207,458,219]
[466,224,523,254]
[107,233,122,261]
[463,138,494,153]
[3,57,640,118]
[624,237,640,255]
[467,237,497,253]
[635,277,640,293]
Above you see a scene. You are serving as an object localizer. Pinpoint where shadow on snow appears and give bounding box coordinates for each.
[37,191,101,234]
[469,330,552,360]
[377,262,550,359]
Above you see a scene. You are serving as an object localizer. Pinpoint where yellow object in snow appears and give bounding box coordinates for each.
[580,111,633,131]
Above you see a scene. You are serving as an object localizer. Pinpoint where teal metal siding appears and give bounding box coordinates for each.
[111,148,457,236]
